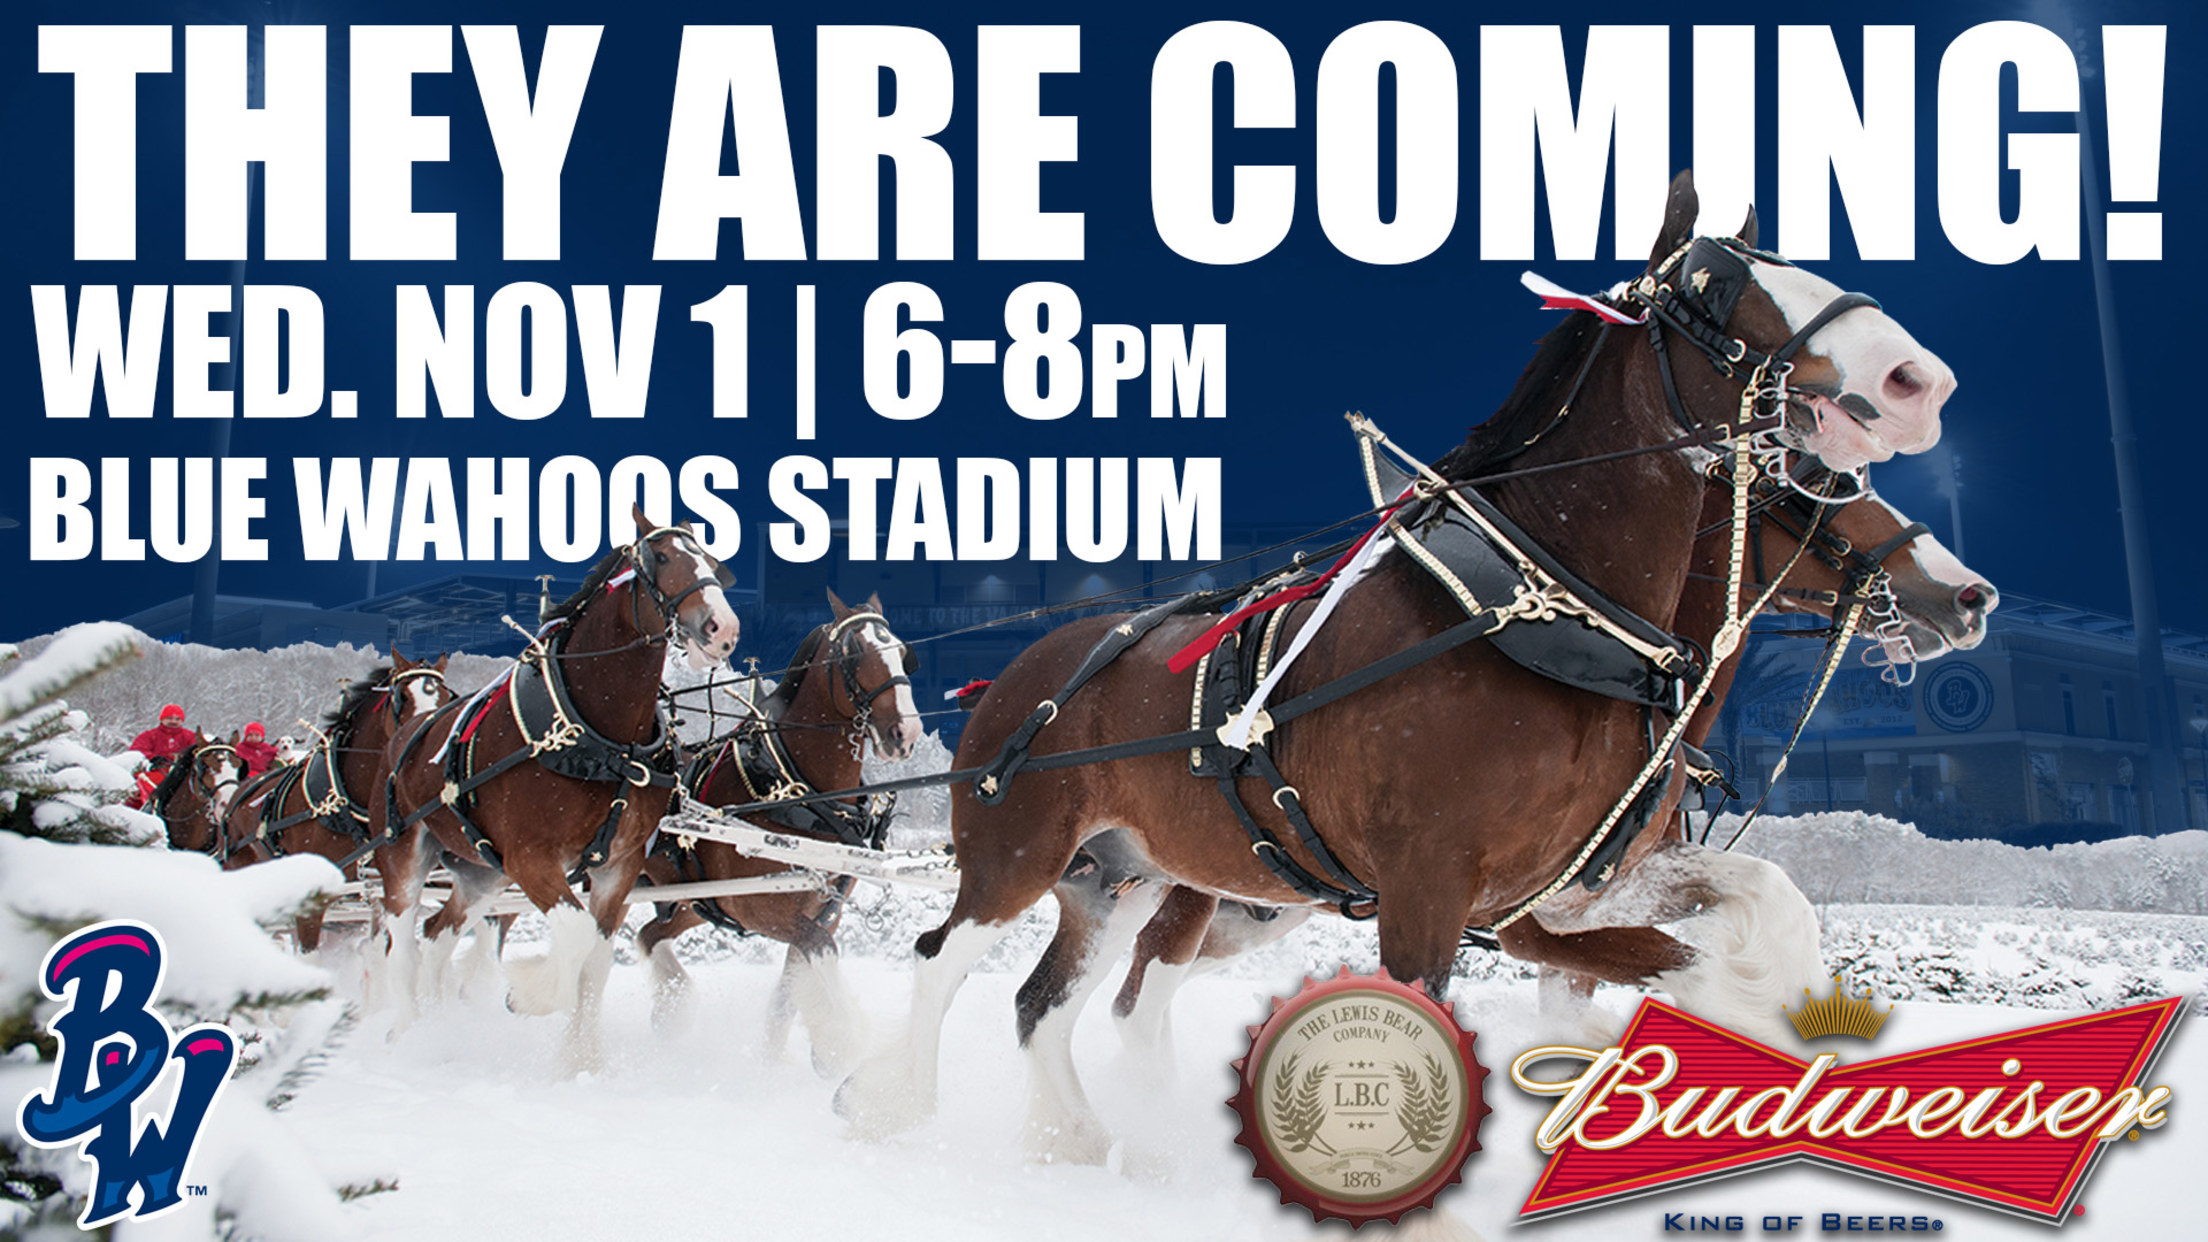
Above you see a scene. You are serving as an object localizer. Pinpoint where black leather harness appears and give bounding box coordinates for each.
[965,237,1890,927]
[382,619,681,884]
[648,712,896,936]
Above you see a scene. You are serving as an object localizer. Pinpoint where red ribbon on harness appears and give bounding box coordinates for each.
[455,681,511,745]
[1165,493,1414,676]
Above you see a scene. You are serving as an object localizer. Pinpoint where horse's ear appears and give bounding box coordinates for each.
[632,502,656,537]
[1648,169,1699,269]
[826,587,849,617]
[392,646,411,668]
[865,592,882,613]
[1736,202,1759,249]
[434,653,450,672]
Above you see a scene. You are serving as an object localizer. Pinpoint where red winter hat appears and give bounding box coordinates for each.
[244,722,266,740]
[160,704,186,723]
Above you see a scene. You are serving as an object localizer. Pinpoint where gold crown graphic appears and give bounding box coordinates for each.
[1783,977,1892,1040]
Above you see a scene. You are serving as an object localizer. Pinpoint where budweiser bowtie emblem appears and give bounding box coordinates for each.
[1512,996,2183,1223]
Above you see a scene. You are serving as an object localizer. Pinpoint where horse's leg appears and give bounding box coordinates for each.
[633,858,704,1036]
[833,908,1022,1137]
[1110,886,1217,1080]
[416,892,471,1008]
[541,798,660,1076]
[1015,877,1168,1165]
[783,916,869,1079]
[1519,842,1826,1048]
[1532,966,1623,1046]
[501,851,597,1019]
[1640,848,1824,1047]
[1376,894,1475,1003]
[429,857,509,1006]
[370,829,438,1032]
[640,907,705,1037]
[836,786,1082,1137]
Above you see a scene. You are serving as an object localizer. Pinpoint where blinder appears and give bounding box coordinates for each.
[629,525,735,646]
[1677,238,1755,332]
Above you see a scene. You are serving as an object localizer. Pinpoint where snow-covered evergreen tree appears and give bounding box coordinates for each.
[1,624,375,1239]
[0,623,160,847]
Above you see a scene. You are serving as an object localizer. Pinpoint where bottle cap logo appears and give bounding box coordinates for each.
[1229,966,1490,1226]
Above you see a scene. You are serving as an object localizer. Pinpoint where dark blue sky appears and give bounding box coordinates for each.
[3,0,2200,639]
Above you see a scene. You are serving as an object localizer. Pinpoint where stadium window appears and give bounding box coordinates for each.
[2060,677,2077,736]
[2104,682,2120,739]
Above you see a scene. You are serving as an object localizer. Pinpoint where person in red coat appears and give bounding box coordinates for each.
[128,704,198,766]
[236,721,278,777]
[126,704,198,807]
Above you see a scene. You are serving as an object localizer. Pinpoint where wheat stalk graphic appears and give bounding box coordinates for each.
[1387,1052,1453,1156]
[1270,1053,1335,1155]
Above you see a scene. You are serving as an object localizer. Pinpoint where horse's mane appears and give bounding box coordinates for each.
[151,741,206,808]
[766,625,828,718]
[323,665,394,733]
[1432,310,1605,482]
[541,547,631,626]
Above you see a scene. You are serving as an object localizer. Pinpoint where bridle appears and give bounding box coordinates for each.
[1690,457,1930,685]
[161,743,242,854]
[381,665,454,719]
[617,525,735,656]
[823,611,912,757]
[1629,234,1885,501]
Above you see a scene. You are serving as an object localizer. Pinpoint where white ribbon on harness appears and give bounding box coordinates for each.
[1520,271,1648,325]
[429,666,513,765]
[1220,534,1397,750]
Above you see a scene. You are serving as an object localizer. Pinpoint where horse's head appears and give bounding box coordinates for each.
[202,736,243,822]
[1720,463,1997,679]
[825,589,922,762]
[387,650,456,725]
[629,505,741,668]
[160,739,243,849]
[1830,494,1998,667]
[1643,171,1954,473]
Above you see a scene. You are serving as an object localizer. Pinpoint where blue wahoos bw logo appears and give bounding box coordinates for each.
[1924,662,1995,733]
[14,920,238,1227]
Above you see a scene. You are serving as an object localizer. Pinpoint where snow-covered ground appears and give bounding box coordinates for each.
[268,901,2203,1242]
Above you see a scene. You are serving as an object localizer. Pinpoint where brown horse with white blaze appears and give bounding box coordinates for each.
[222,652,454,952]
[1107,462,1998,1067]
[155,738,245,860]
[635,591,920,1073]
[834,171,1957,1160]
[370,508,738,1064]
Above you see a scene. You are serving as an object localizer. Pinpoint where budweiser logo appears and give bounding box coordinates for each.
[1510,996,2183,1224]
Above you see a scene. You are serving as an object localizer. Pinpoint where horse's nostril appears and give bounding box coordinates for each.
[1884,362,1925,401]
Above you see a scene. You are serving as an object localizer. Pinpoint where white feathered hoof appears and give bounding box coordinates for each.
[1018,1116,1115,1167]
[648,941,696,1038]
[505,906,598,1017]
[557,1010,608,1078]
[1652,851,1826,1049]
[791,954,869,1080]
[1533,971,1625,1049]
[834,1053,934,1139]
[455,921,508,1006]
